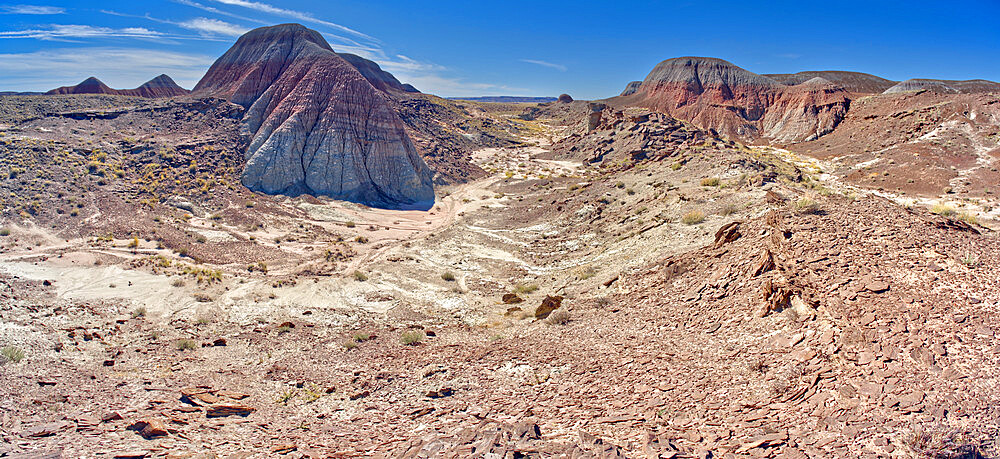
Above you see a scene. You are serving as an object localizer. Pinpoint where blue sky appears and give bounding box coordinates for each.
[1,0,998,98]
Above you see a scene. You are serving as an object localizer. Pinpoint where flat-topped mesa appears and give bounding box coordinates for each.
[765,71,897,94]
[619,57,850,142]
[45,75,189,98]
[193,23,434,209]
[883,78,1000,94]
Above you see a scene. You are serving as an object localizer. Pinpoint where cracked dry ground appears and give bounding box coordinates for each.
[3,188,999,458]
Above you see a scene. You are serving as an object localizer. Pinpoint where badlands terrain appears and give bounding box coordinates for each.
[1,24,1000,458]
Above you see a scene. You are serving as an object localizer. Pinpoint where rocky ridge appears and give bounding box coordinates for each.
[883,78,1000,94]
[765,71,897,94]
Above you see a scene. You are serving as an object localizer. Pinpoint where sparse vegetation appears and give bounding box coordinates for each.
[794,197,820,214]
[957,212,979,225]
[441,271,456,282]
[401,330,425,345]
[1,345,25,363]
[700,177,720,187]
[352,332,372,342]
[343,340,359,350]
[514,283,538,295]
[681,210,706,225]
[353,270,368,282]
[344,221,356,228]
[546,309,571,325]
[0,228,10,237]
[174,339,197,351]
[931,203,956,216]
[131,307,146,318]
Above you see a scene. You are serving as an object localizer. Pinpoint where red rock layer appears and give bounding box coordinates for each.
[617,57,850,142]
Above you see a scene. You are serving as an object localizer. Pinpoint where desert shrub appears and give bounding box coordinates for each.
[546,309,571,325]
[719,204,739,216]
[171,279,185,287]
[700,177,720,187]
[1,345,25,363]
[514,283,538,295]
[343,340,358,350]
[0,228,10,237]
[957,212,979,225]
[441,271,456,282]
[681,210,706,225]
[401,330,425,345]
[344,221,356,228]
[352,332,372,342]
[353,270,368,282]
[794,197,820,214]
[931,203,956,216]
[131,307,146,318]
[354,236,369,244]
[174,339,197,351]
[277,325,292,334]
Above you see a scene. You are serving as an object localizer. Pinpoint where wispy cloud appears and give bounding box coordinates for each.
[520,59,567,72]
[206,0,376,42]
[0,5,65,14]
[171,0,267,24]
[776,53,801,59]
[101,9,247,37]
[177,17,248,36]
[0,47,215,90]
[0,24,165,40]
[0,23,230,42]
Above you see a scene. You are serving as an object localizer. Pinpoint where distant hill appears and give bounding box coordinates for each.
[449,96,557,103]
[883,78,1000,94]
[765,71,897,94]
[45,75,190,98]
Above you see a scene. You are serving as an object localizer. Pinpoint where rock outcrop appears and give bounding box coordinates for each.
[46,75,189,98]
[193,23,434,209]
[883,78,1000,94]
[337,53,419,94]
[616,57,850,142]
[619,80,642,96]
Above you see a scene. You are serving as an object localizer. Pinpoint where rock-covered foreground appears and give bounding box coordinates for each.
[194,24,435,209]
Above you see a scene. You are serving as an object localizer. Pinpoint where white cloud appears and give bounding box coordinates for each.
[177,17,248,36]
[0,23,231,42]
[206,0,375,42]
[0,47,215,91]
[172,0,267,24]
[520,59,567,72]
[1,5,65,14]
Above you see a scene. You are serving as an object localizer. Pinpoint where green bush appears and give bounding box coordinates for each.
[401,330,425,345]
[1,345,25,363]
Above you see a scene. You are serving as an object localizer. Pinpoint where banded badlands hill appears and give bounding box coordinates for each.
[1,22,1000,459]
